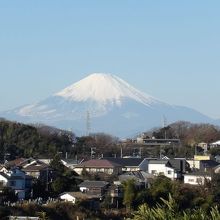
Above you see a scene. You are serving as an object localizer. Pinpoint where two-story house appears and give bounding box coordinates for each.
[148,160,178,180]
[74,159,123,175]
[79,180,109,199]
[102,157,149,172]
[0,168,32,199]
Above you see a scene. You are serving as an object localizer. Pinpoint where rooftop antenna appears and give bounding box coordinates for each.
[86,110,91,136]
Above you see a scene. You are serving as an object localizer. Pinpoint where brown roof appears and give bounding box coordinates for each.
[22,164,48,172]
[6,158,27,167]
[76,159,122,168]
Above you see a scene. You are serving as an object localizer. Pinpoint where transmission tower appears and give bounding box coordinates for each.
[163,115,167,139]
[86,110,91,136]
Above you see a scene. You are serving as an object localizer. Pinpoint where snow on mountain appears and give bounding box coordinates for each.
[1,73,215,137]
[55,73,160,106]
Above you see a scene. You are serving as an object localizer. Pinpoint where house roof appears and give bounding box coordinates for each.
[148,160,169,165]
[6,158,27,167]
[60,192,90,200]
[0,172,10,180]
[169,159,185,171]
[200,160,219,168]
[211,140,220,145]
[119,171,146,182]
[79,180,109,188]
[184,172,212,177]
[102,157,145,167]
[76,159,122,168]
[22,164,49,172]
[61,159,78,164]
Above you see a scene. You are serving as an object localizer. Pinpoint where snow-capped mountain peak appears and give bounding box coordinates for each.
[1,73,214,137]
[55,73,158,106]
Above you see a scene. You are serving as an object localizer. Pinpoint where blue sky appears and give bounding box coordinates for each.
[0,1,220,118]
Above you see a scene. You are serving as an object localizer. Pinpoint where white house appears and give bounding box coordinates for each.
[210,140,220,149]
[60,192,90,204]
[184,172,212,185]
[148,160,178,180]
[60,192,77,204]
[0,172,10,186]
[186,159,201,170]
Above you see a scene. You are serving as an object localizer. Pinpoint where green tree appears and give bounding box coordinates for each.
[123,179,137,211]
[129,195,220,220]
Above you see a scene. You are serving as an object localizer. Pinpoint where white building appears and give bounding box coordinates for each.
[210,140,220,149]
[184,172,212,185]
[0,172,10,186]
[148,160,178,180]
[60,192,90,204]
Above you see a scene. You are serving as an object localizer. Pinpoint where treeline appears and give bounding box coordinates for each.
[150,121,220,146]
[1,118,220,161]
[0,119,120,161]
[0,119,76,160]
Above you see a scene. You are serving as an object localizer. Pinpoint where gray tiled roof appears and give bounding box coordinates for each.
[148,160,168,164]
[102,158,145,167]
[79,180,109,188]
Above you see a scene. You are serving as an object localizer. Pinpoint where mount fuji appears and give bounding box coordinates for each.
[1,73,215,137]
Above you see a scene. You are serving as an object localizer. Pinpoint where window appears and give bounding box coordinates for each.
[151,170,156,174]
[168,170,172,175]
[188,179,194,182]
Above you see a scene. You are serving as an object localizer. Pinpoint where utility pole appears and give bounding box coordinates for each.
[120,146,123,158]
[90,147,96,159]
[139,147,142,158]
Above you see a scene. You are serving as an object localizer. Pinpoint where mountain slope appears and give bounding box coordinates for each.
[1,73,215,137]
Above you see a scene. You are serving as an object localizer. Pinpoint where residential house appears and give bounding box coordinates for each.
[0,168,32,199]
[79,180,109,199]
[74,159,123,175]
[109,184,123,207]
[194,155,211,161]
[118,171,148,188]
[0,172,10,186]
[102,157,149,172]
[210,140,220,149]
[200,160,219,172]
[8,168,32,199]
[184,172,212,185]
[197,142,209,152]
[60,192,91,204]
[0,165,10,174]
[187,155,211,170]
[187,158,218,171]
[148,160,179,180]
[169,159,189,177]
[186,159,201,170]
[6,158,27,168]
[21,161,51,180]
